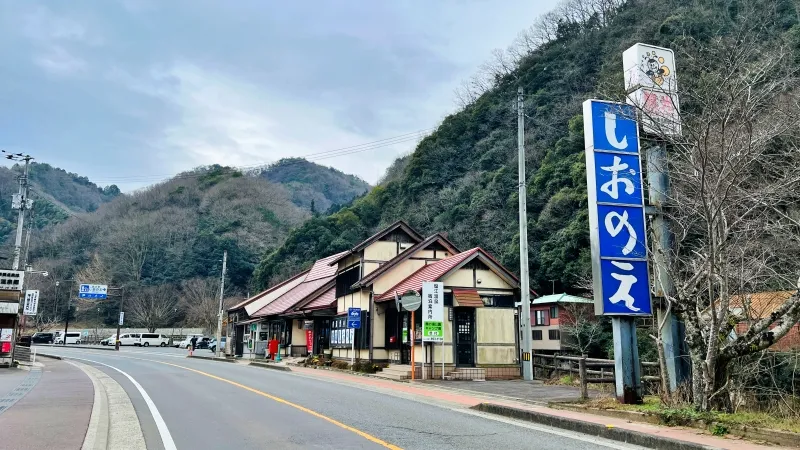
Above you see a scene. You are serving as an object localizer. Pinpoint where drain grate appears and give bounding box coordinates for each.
[0,368,42,416]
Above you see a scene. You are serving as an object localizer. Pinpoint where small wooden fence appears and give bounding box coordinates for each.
[532,353,660,399]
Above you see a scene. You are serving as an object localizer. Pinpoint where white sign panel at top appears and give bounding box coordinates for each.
[421,282,444,342]
[623,43,681,136]
[23,290,39,316]
[623,43,677,93]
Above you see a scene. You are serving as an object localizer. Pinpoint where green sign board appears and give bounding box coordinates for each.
[423,321,443,339]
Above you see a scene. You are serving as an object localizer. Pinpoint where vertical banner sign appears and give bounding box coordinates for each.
[421,282,444,342]
[118,312,125,326]
[306,329,314,353]
[23,290,40,316]
[583,100,652,316]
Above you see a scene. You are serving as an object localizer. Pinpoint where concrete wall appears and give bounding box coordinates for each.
[474,269,511,289]
[372,302,387,348]
[476,308,516,364]
[363,261,381,277]
[290,319,305,346]
[442,266,514,291]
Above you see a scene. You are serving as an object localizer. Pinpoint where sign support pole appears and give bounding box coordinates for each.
[612,317,642,403]
[410,310,415,380]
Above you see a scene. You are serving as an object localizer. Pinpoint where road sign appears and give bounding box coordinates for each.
[82,331,89,337]
[421,282,444,342]
[0,270,25,291]
[347,307,361,329]
[400,291,421,312]
[23,290,39,316]
[79,284,108,299]
[118,312,124,326]
[584,99,652,316]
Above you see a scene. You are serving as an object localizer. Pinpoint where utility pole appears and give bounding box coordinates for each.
[215,250,227,358]
[113,287,125,351]
[517,87,533,381]
[6,152,33,272]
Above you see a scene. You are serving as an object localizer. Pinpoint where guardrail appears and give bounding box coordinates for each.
[532,353,660,399]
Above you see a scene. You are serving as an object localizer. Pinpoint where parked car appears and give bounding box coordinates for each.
[134,333,169,347]
[31,332,55,344]
[16,335,32,347]
[194,337,212,349]
[117,333,140,346]
[101,335,118,346]
[178,334,204,349]
[54,332,81,345]
[208,337,226,353]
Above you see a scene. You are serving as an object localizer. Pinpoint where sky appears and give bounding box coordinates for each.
[0,1,559,191]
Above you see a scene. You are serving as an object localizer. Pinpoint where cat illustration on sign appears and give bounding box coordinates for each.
[641,51,671,86]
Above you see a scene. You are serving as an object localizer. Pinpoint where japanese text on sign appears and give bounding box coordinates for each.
[583,100,652,316]
[421,282,444,342]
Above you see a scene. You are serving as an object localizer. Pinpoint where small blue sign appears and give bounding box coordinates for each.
[600,260,651,314]
[78,283,108,299]
[596,204,647,259]
[588,101,639,153]
[347,307,361,329]
[593,152,643,205]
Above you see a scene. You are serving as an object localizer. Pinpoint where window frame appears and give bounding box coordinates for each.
[532,330,543,340]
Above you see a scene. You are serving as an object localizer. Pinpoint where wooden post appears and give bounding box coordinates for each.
[579,357,588,400]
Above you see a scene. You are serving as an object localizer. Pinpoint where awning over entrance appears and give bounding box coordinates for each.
[453,289,484,308]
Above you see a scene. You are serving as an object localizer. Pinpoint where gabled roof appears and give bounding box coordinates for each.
[352,233,460,289]
[375,247,533,301]
[375,248,480,301]
[327,220,424,266]
[243,270,309,316]
[252,276,333,317]
[532,293,594,305]
[726,290,798,320]
[229,269,308,312]
[307,251,349,281]
[295,285,336,312]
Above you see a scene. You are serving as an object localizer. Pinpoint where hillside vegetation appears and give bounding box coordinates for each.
[252,0,800,292]
[259,158,370,213]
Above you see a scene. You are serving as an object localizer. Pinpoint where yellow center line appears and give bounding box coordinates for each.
[53,350,402,450]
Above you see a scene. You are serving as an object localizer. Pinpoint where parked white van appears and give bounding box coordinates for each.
[135,333,169,347]
[117,333,140,346]
[54,332,81,345]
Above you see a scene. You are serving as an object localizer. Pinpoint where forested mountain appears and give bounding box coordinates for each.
[258,158,370,213]
[252,0,800,291]
[0,162,121,259]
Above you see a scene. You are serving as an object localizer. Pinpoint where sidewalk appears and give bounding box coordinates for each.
[0,359,94,450]
[288,365,776,450]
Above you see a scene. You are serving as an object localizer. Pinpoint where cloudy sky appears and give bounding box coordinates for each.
[0,1,559,191]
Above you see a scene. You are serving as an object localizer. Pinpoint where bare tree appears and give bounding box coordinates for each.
[632,29,800,411]
[179,278,226,335]
[559,301,606,356]
[128,286,178,332]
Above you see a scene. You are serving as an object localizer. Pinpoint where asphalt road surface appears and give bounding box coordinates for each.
[41,346,644,450]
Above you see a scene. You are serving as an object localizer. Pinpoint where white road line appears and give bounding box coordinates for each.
[61,355,177,450]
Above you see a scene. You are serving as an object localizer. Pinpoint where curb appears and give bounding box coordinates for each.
[249,361,292,372]
[471,403,716,450]
[75,362,109,450]
[187,355,237,363]
[37,353,62,360]
[551,403,800,448]
[35,344,116,351]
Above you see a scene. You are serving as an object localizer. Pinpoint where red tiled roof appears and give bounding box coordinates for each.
[306,251,348,281]
[375,248,480,301]
[727,290,798,319]
[300,286,336,311]
[252,276,332,317]
[228,270,308,311]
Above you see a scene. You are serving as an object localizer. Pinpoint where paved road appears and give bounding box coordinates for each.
[42,346,643,450]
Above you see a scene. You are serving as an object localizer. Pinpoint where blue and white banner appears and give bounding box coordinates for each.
[584,100,652,315]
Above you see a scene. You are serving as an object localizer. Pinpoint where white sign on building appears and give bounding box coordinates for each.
[623,43,681,136]
[0,270,25,291]
[23,290,39,316]
[0,302,19,314]
[421,282,444,342]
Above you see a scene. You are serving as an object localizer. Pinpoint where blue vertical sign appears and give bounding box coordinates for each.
[584,100,652,315]
[347,307,361,329]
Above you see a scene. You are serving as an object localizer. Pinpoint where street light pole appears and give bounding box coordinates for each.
[215,250,227,358]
